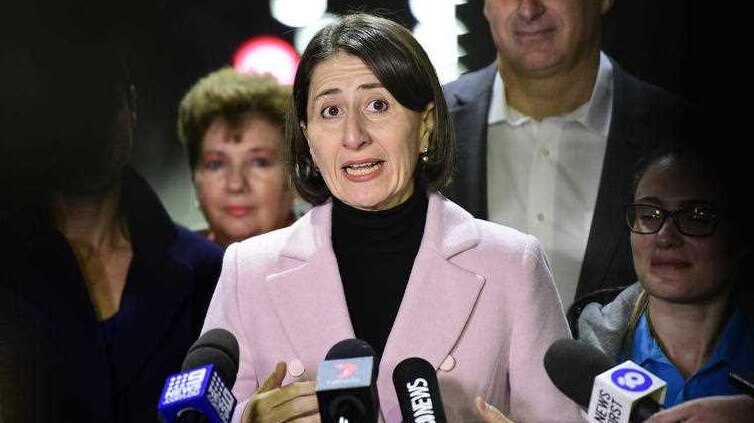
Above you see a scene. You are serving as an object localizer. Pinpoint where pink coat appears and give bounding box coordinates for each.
[202,192,584,422]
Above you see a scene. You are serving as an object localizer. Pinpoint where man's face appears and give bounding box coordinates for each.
[484,0,612,77]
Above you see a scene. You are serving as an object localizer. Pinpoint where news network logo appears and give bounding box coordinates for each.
[207,370,235,421]
[610,368,652,393]
[317,356,372,391]
[162,367,207,404]
[335,362,358,379]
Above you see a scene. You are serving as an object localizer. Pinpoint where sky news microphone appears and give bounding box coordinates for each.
[544,338,666,423]
[316,338,379,423]
[158,328,240,423]
[392,357,448,423]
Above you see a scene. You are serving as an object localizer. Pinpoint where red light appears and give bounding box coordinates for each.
[233,36,299,85]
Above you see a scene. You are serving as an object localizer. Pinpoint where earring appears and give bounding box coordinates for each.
[421,147,429,163]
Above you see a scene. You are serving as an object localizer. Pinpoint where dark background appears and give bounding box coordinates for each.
[2,0,707,228]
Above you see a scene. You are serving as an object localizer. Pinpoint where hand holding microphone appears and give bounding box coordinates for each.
[392,356,517,423]
[642,395,754,423]
[474,398,516,423]
[242,361,319,423]
[544,339,665,423]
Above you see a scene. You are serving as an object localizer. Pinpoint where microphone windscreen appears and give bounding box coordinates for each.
[392,357,448,423]
[393,357,435,381]
[325,338,376,360]
[543,338,614,408]
[182,328,240,388]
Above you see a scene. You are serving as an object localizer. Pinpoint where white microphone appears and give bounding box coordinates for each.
[544,339,667,423]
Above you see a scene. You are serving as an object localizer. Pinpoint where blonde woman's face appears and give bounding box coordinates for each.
[193,117,293,246]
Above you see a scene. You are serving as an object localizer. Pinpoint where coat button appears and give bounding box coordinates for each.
[439,355,455,372]
[288,359,305,378]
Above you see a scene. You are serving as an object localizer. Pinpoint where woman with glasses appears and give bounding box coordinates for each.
[578,146,754,422]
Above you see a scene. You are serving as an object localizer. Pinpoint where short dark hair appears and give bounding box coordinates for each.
[632,145,734,213]
[285,12,456,205]
[178,68,291,170]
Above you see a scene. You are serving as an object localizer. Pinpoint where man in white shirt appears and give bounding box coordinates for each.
[443,0,696,310]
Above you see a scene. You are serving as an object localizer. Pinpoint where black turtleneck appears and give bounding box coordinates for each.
[331,188,428,359]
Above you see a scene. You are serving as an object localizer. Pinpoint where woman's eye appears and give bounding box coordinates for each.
[321,105,341,118]
[690,206,715,222]
[639,210,662,221]
[202,159,225,171]
[249,157,272,168]
[367,99,388,112]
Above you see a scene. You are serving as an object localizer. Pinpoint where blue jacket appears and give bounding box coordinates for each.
[0,169,222,422]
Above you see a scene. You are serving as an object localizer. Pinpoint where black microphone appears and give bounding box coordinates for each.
[158,328,240,423]
[315,338,379,423]
[729,372,754,397]
[392,357,448,423]
[544,339,665,423]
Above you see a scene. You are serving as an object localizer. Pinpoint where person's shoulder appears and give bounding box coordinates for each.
[436,194,539,257]
[442,62,497,105]
[576,283,642,357]
[171,223,223,265]
[227,208,319,266]
[611,59,698,113]
[232,223,297,254]
[473,216,538,252]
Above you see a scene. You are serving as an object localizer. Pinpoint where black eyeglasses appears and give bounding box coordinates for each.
[624,203,723,237]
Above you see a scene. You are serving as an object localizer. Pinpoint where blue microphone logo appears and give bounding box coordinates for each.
[611,368,652,392]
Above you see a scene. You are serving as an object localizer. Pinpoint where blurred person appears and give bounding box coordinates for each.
[578,146,754,422]
[178,68,297,247]
[443,0,698,309]
[0,30,222,422]
[201,13,583,423]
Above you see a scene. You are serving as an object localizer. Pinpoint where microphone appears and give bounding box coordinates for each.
[729,372,754,397]
[392,357,448,423]
[544,339,666,423]
[158,328,240,423]
[316,338,379,423]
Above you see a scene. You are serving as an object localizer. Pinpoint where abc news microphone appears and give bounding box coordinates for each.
[158,328,239,423]
[316,338,380,423]
[392,357,447,423]
[544,339,666,423]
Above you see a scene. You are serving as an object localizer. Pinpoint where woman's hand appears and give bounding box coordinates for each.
[475,396,516,423]
[644,395,754,423]
[242,362,321,423]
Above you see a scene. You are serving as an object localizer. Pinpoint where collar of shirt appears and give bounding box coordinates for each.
[632,308,754,373]
[488,51,614,137]
[707,309,754,373]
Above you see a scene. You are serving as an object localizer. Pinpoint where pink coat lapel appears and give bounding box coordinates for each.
[378,192,485,419]
[263,193,484,420]
[265,200,356,366]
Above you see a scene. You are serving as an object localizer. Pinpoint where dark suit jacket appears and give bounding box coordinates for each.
[442,60,697,300]
[0,169,222,423]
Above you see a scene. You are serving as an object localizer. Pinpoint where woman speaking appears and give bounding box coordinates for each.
[202,13,582,423]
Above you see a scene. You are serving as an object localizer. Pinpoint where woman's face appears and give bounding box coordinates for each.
[631,159,736,305]
[302,52,433,211]
[193,116,293,246]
